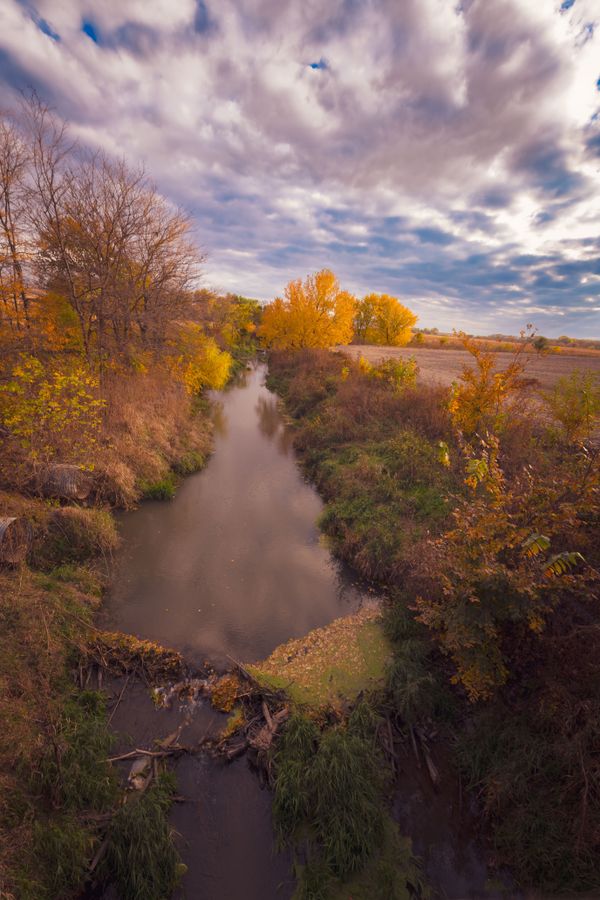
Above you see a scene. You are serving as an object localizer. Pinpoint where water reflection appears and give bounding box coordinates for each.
[105,363,369,670]
[255,394,294,455]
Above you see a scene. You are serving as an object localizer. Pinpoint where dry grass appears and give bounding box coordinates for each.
[0,559,103,895]
[95,369,212,506]
[248,606,390,710]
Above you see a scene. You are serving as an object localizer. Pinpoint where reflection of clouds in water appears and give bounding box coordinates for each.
[255,395,294,456]
[106,361,380,668]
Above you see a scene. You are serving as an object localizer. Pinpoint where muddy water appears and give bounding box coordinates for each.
[102,363,369,900]
[103,362,506,900]
[105,363,367,669]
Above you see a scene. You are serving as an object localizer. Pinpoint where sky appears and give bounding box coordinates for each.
[1,0,599,337]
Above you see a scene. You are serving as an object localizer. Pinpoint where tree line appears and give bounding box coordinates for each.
[0,96,261,488]
[258,269,417,349]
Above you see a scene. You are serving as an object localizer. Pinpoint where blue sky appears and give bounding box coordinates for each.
[1,0,599,337]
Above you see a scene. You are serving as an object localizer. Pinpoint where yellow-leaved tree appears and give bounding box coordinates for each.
[354,293,417,345]
[168,324,232,394]
[259,269,356,349]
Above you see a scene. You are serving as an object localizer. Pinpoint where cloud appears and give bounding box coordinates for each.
[0,0,599,335]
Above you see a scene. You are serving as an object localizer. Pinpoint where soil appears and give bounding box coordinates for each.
[342,345,600,392]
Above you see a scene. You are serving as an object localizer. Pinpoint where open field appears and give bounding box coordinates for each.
[342,344,600,392]
[409,332,600,356]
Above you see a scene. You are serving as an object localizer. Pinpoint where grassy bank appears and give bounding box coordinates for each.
[0,487,192,897]
[267,347,600,895]
[0,373,220,897]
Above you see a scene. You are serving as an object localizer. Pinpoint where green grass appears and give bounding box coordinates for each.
[22,815,90,900]
[247,608,390,709]
[101,773,184,900]
[328,819,426,900]
[30,690,117,812]
[140,471,178,500]
[274,707,426,899]
[173,449,206,475]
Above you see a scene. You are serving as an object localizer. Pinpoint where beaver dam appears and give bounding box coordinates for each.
[97,363,505,900]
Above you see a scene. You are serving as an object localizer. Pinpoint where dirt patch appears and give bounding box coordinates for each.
[342,345,600,393]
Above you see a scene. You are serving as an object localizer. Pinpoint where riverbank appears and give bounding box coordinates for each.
[99,361,392,899]
[0,388,214,899]
[266,347,600,896]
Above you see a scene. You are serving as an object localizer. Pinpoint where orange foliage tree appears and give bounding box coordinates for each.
[259,269,356,349]
[448,328,535,435]
[416,437,598,699]
[415,329,599,700]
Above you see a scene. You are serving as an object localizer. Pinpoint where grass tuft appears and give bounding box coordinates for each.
[101,773,183,900]
[140,471,178,500]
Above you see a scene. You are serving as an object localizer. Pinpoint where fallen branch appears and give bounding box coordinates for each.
[107,674,131,726]
[107,748,184,763]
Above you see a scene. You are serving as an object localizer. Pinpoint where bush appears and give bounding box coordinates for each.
[369,356,418,391]
[544,370,600,443]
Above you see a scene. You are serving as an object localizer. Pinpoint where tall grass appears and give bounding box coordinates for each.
[273,709,391,892]
[101,774,182,900]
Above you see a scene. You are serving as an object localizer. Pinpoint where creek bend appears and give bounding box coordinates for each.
[102,362,371,900]
[101,362,503,900]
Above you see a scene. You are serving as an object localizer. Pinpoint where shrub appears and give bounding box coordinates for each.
[544,370,600,443]
[369,356,418,391]
[0,355,104,478]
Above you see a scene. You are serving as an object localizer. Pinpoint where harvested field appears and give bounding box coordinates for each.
[342,344,600,392]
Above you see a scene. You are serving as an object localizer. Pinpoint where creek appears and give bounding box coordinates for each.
[101,362,505,900]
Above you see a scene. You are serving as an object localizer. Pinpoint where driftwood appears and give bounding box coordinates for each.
[35,463,93,501]
[414,725,440,788]
[248,703,289,752]
[0,516,31,565]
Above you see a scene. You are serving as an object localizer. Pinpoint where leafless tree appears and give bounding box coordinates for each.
[20,95,204,368]
[0,113,31,335]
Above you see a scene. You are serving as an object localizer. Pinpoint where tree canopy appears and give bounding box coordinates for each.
[259,269,356,349]
[354,293,417,346]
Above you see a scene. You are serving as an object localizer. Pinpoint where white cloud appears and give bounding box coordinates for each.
[0,0,598,334]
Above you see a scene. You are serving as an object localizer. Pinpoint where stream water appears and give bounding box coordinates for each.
[102,362,506,900]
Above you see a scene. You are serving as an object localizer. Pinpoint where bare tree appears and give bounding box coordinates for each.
[21,95,203,368]
[0,114,31,336]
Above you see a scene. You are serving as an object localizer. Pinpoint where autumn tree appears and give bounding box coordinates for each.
[415,437,599,700]
[0,116,31,340]
[259,269,355,349]
[354,293,417,345]
[167,323,231,393]
[448,329,535,435]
